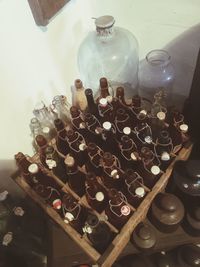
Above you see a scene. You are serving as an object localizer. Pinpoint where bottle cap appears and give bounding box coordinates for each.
[79,122,85,129]
[64,212,74,222]
[106,95,113,103]
[135,187,145,198]
[64,155,75,167]
[121,205,131,216]
[95,15,115,29]
[144,136,152,144]
[42,127,50,134]
[103,121,112,130]
[123,127,131,135]
[157,111,166,120]
[46,159,57,169]
[131,152,137,161]
[13,206,25,216]
[151,165,160,175]
[111,169,119,179]
[28,163,39,174]
[180,123,188,133]
[79,143,87,151]
[0,191,8,201]
[140,110,147,116]
[2,232,13,246]
[95,192,105,202]
[83,225,93,234]
[99,98,108,107]
[161,151,170,161]
[53,199,62,210]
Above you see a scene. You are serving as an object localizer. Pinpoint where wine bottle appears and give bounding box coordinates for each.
[54,118,70,156]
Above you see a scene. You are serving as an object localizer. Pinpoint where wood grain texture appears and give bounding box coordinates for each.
[27,0,70,26]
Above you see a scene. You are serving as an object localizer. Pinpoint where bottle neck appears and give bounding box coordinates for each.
[96,25,114,39]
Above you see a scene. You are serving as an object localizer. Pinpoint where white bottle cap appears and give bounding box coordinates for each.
[79,122,85,129]
[135,187,145,197]
[121,205,131,216]
[42,127,50,134]
[99,98,108,107]
[53,199,62,210]
[64,155,75,167]
[95,192,105,202]
[144,136,152,144]
[83,225,93,234]
[95,15,115,29]
[179,123,188,133]
[0,191,8,201]
[151,165,160,175]
[111,169,119,179]
[140,110,147,116]
[103,121,112,130]
[79,143,87,151]
[106,95,113,103]
[161,151,170,161]
[123,127,131,135]
[131,152,137,161]
[28,163,39,174]
[64,212,74,222]
[157,111,166,120]
[13,206,25,216]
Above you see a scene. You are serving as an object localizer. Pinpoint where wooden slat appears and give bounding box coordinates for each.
[12,173,100,263]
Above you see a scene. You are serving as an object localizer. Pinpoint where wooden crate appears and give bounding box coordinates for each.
[11,141,192,267]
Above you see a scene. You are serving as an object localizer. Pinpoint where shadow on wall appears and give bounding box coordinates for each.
[0,159,25,198]
[163,23,200,109]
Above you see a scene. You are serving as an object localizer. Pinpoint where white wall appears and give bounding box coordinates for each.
[0,0,200,193]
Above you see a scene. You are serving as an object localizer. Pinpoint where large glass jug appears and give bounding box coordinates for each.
[78,15,139,98]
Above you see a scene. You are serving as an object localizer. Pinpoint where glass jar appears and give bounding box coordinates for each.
[78,15,139,98]
[138,49,175,103]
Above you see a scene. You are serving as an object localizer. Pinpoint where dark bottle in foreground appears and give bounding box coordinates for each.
[105,188,132,229]
[85,172,108,213]
[149,192,185,233]
[35,134,48,166]
[62,193,88,234]
[85,88,99,118]
[85,142,103,176]
[154,251,176,267]
[15,152,32,182]
[44,145,67,183]
[70,106,86,135]
[83,213,113,253]
[54,118,70,156]
[64,155,86,197]
[182,204,200,236]
[177,244,200,267]
[84,112,103,146]
[130,222,157,252]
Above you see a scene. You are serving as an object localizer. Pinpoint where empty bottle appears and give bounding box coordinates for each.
[52,95,70,124]
[72,79,87,111]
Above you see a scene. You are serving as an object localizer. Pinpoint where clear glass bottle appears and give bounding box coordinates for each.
[78,15,139,98]
[52,95,71,124]
[139,49,175,102]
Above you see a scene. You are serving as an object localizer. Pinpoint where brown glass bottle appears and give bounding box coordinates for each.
[154,251,176,267]
[138,147,161,189]
[116,87,130,108]
[177,244,200,267]
[98,97,113,122]
[64,155,86,197]
[154,130,173,170]
[15,152,32,183]
[70,106,86,135]
[85,143,103,176]
[27,162,60,189]
[35,184,62,212]
[124,171,146,208]
[150,193,185,233]
[83,213,113,253]
[54,118,70,156]
[85,172,108,213]
[105,188,132,229]
[85,88,99,118]
[96,77,110,103]
[118,135,139,169]
[62,193,88,234]
[66,129,88,167]
[130,94,143,116]
[114,108,132,138]
[84,112,103,146]
[131,222,157,252]
[101,121,120,156]
[44,145,68,183]
[35,134,48,166]
[182,205,200,236]
[101,152,124,190]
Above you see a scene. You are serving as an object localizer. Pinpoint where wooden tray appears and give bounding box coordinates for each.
[11,141,192,267]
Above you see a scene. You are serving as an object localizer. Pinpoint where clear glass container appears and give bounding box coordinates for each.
[78,15,139,98]
[138,49,175,103]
